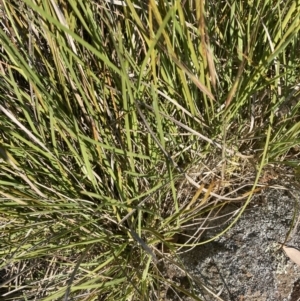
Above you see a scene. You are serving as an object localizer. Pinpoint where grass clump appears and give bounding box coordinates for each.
[0,0,300,300]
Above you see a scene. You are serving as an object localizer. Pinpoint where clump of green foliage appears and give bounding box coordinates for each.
[0,0,300,300]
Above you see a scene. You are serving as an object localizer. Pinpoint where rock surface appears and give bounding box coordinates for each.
[180,182,300,301]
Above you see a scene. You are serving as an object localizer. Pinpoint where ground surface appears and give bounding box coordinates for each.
[158,169,300,301]
[179,175,300,301]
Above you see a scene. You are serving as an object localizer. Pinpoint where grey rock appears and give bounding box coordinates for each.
[180,186,300,301]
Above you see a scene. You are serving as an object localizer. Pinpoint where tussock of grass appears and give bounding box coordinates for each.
[0,0,300,300]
